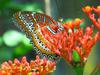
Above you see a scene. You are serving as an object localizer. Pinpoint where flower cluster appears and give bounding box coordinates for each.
[45,20,99,64]
[0,56,56,75]
[83,6,100,30]
[45,14,100,66]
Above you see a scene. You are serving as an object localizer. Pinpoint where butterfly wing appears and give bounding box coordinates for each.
[13,11,62,60]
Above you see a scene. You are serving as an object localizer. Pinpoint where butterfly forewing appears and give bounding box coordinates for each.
[13,11,60,60]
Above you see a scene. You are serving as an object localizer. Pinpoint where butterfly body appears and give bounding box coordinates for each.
[13,12,63,60]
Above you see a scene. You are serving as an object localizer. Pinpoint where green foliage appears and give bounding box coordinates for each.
[0,36,3,46]
[3,30,23,47]
[0,0,11,9]
[14,35,33,57]
[0,47,13,64]
[8,2,44,12]
[21,3,43,12]
[14,42,32,57]
[0,30,33,62]
[21,35,31,46]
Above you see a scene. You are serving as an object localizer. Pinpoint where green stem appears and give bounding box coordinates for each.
[74,66,84,75]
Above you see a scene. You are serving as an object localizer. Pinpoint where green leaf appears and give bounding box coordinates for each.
[72,50,80,62]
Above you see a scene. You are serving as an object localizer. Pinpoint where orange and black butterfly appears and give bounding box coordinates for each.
[13,12,64,60]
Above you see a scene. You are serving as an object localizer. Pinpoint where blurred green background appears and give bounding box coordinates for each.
[0,0,100,75]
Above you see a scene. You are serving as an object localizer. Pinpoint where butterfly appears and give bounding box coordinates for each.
[13,11,64,60]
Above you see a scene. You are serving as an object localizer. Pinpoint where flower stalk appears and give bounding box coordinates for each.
[74,66,84,75]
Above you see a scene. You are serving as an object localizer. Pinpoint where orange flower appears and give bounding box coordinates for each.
[74,18,83,27]
[0,71,4,75]
[93,6,100,16]
[63,19,83,30]
[83,6,100,30]
[63,21,74,29]
[0,56,56,75]
[82,6,92,14]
